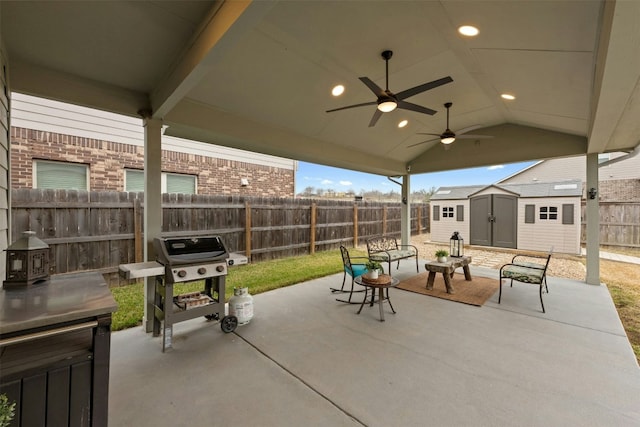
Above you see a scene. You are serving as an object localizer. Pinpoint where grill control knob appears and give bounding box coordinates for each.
[177,270,187,278]
[216,265,225,273]
[197,267,207,275]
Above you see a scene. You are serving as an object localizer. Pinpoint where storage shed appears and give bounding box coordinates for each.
[430,180,583,255]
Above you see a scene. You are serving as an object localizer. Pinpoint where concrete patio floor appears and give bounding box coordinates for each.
[109,262,640,426]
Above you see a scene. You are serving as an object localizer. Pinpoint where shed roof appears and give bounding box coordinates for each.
[431,180,583,200]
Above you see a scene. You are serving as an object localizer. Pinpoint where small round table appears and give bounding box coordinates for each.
[354,274,400,322]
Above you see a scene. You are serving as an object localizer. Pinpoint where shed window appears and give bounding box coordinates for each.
[539,206,558,220]
[433,205,440,221]
[443,207,454,218]
[524,204,535,224]
[562,204,574,224]
[456,205,464,221]
[34,160,88,190]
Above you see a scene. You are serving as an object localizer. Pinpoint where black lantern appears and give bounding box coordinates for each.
[449,231,464,258]
[4,231,50,288]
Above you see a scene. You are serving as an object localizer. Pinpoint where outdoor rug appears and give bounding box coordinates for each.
[396,272,499,306]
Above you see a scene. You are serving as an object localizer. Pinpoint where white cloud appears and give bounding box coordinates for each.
[487,165,504,170]
[321,179,333,185]
[339,180,352,186]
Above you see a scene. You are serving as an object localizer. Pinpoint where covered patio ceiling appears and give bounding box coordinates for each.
[3,0,640,177]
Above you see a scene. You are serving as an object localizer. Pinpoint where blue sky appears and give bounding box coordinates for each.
[296,160,537,194]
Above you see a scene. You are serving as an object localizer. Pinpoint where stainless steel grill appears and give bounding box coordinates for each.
[154,236,229,284]
[120,235,247,352]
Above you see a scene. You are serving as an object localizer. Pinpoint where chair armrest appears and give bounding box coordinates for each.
[511,254,547,264]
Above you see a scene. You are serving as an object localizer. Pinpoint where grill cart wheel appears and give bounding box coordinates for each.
[205,313,220,321]
[220,315,238,333]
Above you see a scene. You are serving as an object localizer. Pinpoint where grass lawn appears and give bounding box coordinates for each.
[111,246,640,363]
[110,248,368,331]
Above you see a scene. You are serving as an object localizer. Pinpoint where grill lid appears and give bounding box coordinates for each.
[154,236,229,266]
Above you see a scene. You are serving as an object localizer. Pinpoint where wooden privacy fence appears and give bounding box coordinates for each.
[581,201,640,248]
[10,189,430,278]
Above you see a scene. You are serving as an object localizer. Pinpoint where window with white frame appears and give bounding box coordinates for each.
[34,160,88,190]
[125,169,197,194]
[539,206,558,220]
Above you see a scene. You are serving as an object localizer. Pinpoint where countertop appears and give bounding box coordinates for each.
[0,271,118,335]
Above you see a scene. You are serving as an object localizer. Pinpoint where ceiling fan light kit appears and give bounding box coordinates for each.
[408,101,494,148]
[326,50,453,127]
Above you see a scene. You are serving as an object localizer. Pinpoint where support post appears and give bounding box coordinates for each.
[143,117,163,333]
[400,174,411,246]
[585,153,600,285]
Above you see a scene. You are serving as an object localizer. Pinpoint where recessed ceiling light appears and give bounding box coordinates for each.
[458,25,479,37]
[331,85,345,96]
[398,120,408,128]
[501,93,516,100]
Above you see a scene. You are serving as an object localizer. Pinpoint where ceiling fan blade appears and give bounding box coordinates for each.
[416,132,442,137]
[456,125,483,135]
[395,76,453,100]
[368,109,383,127]
[457,134,494,140]
[326,101,377,113]
[397,100,437,115]
[407,137,439,148]
[359,77,386,97]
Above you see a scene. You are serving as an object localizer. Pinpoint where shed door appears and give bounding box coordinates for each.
[470,194,517,248]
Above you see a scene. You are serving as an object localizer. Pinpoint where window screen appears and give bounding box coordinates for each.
[166,173,196,194]
[125,169,144,192]
[35,160,87,190]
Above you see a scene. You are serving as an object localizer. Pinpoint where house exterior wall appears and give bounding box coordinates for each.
[10,94,296,197]
[499,155,640,201]
[517,196,581,254]
[429,200,470,245]
[0,27,9,280]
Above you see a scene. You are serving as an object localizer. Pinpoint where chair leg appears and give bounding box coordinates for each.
[336,276,366,304]
[539,283,546,313]
[498,276,503,303]
[330,271,348,293]
[415,257,419,273]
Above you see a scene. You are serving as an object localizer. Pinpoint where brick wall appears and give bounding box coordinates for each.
[10,127,295,196]
[598,179,640,202]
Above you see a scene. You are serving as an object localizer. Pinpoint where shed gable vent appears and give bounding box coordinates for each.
[436,190,451,195]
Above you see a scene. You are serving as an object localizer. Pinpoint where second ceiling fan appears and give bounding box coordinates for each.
[326,50,453,127]
[408,102,493,147]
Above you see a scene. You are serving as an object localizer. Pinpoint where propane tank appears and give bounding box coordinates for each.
[229,287,254,325]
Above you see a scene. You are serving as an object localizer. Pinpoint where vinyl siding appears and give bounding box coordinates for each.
[11,93,296,170]
[500,154,640,183]
[430,200,470,245]
[517,197,581,254]
[0,31,9,280]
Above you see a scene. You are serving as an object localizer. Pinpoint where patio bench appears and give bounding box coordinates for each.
[366,235,419,274]
[499,250,552,313]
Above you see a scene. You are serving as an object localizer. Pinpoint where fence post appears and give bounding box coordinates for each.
[245,201,252,259]
[134,198,143,263]
[416,205,422,235]
[353,203,358,247]
[383,205,388,235]
[310,202,316,254]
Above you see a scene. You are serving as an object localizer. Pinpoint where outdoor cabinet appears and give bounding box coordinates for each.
[0,272,117,427]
